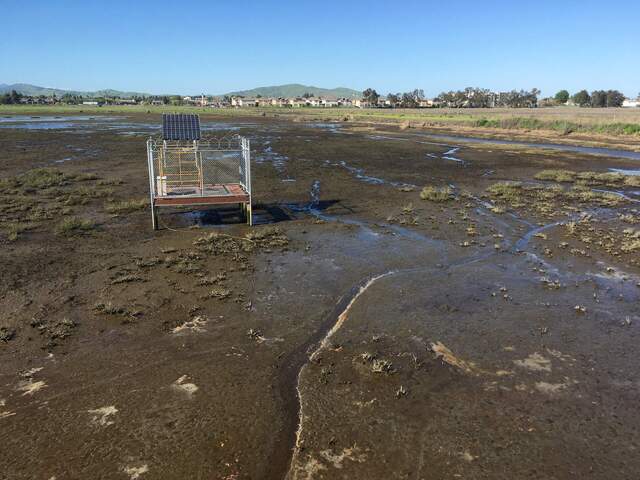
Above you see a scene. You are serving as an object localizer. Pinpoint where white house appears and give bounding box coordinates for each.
[322,98,339,108]
[623,99,640,108]
[353,98,372,108]
[231,97,258,107]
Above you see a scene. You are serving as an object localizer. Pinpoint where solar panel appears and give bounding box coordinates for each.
[162,114,201,140]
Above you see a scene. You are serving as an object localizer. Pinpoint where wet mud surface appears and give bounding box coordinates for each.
[1,114,640,479]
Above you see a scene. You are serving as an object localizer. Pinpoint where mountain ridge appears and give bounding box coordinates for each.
[0,83,150,98]
[223,83,361,98]
[1,82,362,99]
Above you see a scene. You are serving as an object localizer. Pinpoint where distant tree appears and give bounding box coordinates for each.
[554,90,570,104]
[590,90,607,108]
[9,90,23,104]
[464,87,492,108]
[362,88,379,105]
[411,89,425,101]
[539,97,557,107]
[400,92,417,108]
[436,90,467,108]
[572,90,591,107]
[302,92,312,99]
[398,89,426,108]
[605,90,625,107]
[0,90,24,104]
[387,93,400,106]
[493,88,538,108]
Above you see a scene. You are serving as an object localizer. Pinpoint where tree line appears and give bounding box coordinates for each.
[554,89,626,108]
[361,86,635,108]
[0,90,24,104]
[436,88,540,108]
[361,87,542,108]
[362,88,427,107]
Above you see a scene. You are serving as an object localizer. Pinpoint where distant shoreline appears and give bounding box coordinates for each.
[1,104,639,153]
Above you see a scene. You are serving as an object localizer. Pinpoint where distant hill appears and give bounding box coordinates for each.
[0,82,362,99]
[0,83,150,98]
[224,83,361,99]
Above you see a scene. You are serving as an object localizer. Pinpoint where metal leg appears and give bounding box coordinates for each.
[247,202,252,226]
[151,202,157,230]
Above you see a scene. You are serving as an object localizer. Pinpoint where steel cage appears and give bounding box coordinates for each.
[146,135,252,228]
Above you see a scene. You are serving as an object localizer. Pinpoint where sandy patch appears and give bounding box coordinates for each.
[535,379,576,396]
[292,456,327,480]
[16,378,47,396]
[430,341,479,375]
[513,353,552,372]
[0,399,16,419]
[172,375,198,397]
[172,315,208,334]
[21,367,44,377]
[88,405,118,426]
[318,446,367,469]
[461,451,477,462]
[122,464,149,479]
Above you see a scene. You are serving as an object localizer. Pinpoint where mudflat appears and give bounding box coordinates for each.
[1,114,639,479]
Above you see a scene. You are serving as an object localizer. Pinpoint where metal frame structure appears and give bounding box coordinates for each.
[146,134,252,229]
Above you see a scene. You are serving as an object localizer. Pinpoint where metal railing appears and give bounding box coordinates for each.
[147,135,251,198]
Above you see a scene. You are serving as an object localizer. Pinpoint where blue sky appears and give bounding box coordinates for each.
[2,0,639,97]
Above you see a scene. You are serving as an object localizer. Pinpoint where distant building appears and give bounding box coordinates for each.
[231,97,258,107]
[353,98,371,108]
[82,101,100,106]
[622,99,640,108]
[418,99,435,108]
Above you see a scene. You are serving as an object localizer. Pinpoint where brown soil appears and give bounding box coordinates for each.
[1,115,639,480]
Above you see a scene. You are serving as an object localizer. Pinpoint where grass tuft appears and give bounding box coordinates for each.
[105,199,147,214]
[420,185,454,202]
[55,217,95,236]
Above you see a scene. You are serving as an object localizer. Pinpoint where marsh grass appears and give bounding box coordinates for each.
[534,170,577,182]
[4,222,35,242]
[55,217,95,236]
[1,168,98,192]
[420,185,454,202]
[105,199,147,214]
[535,169,640,188]
[486,182,523,203]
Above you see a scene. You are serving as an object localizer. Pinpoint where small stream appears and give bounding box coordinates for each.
[394,131,640,161]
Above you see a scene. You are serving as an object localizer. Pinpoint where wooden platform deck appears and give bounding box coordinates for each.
[154,183,250,206]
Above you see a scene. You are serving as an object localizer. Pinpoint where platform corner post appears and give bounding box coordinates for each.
[151,201,158,230]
